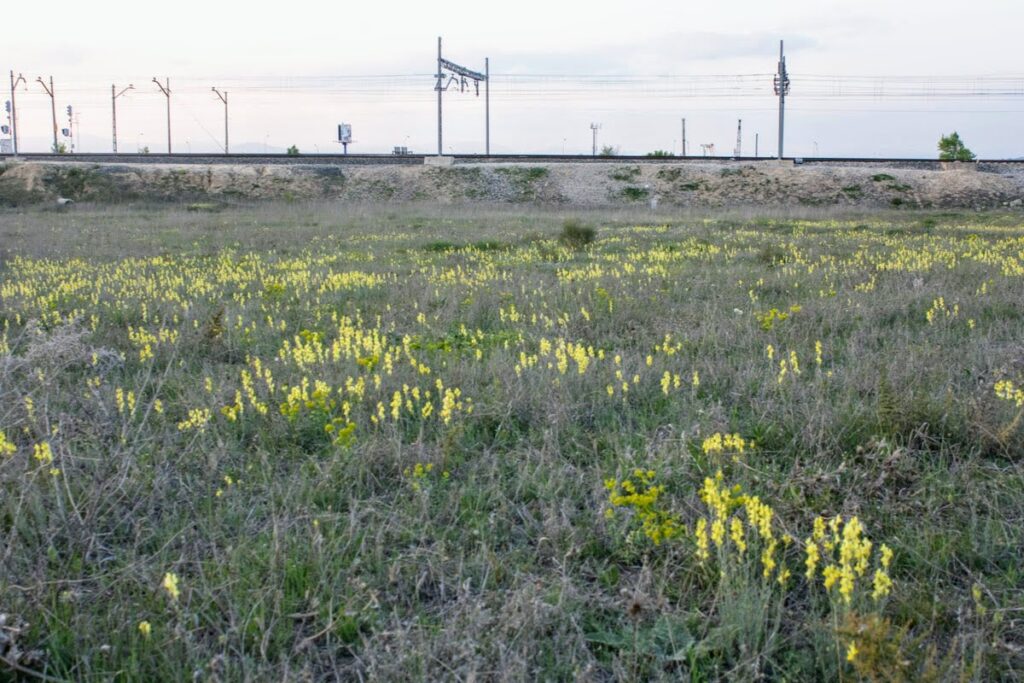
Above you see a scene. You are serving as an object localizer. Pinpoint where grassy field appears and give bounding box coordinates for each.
[1,203,1022,681]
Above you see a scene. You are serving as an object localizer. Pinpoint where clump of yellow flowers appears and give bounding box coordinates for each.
[604,438,897,675]
[403,462,449,492]
[604,469,682,545]
[694,471,791,585]
[701,432,748,464]
[804,515,893,604]
[995,379,1024,408]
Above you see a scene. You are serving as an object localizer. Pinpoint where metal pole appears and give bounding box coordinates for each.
[153,77,171,153]
[485,57,490,155]
[37,76,58,152]
[10,71,25,155]
[112,85,117,153]
[755,133,759,158]
[67,105,74,153]
[681,118,686,157]
[49,78,58,153]
[111,84,133,153]
[776,40,786,159]
[437,36,443,156]
[212,87,228,153]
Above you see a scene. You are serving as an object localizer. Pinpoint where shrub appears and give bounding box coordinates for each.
[560,218,596,247]
[938,132,976,161]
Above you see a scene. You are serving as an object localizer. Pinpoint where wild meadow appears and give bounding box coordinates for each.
[1,203,1022,680]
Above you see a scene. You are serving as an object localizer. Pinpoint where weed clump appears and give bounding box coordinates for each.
[561,218,596,247]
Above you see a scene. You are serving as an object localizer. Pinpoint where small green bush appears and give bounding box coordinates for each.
[621,186,650,201]
[561,218,596,247]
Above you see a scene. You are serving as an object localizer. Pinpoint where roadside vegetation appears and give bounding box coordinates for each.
[1,204,1022,680]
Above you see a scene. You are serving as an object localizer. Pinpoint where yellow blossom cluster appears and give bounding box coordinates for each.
[995,379,1024,407]
[805,515,893,604]
[604,469,682,545]
[0,430,15,456]
[694,472,791,584]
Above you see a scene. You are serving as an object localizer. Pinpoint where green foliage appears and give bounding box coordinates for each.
[621,186,650,201]
[646,150,674,157]
[560,217,596,247]
[610,166,641,182]
[51,142,68,154]
[599,145,618,157]
[938,132,976,161]
[286,145,300,156]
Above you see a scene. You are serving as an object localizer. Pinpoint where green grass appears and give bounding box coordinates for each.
[0,203,1022,680]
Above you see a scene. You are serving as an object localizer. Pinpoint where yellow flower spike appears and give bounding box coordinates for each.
[880,544,893,569]
[846,642,859,662]
[138,621,152,639]
[871,569,893,601]
[730,517,747,555]
[694,518,710,562]
[162,572,181,601]
[710,518,726,548]
[804,539,820,579]
[33,441,54,465]
[0,430,15,456]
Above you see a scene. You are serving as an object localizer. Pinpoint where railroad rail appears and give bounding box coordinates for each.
[2,152,1022,167]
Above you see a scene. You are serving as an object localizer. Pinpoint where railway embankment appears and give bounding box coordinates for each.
[2,158,1023,209]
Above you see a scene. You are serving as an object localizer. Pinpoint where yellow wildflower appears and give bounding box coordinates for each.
[162,572,181,601]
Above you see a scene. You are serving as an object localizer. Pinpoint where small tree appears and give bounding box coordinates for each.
[647,150,674,157]
[938,132,975,161]
[51,142,68,154]
[286,145,300,156]
[599,145,618,157]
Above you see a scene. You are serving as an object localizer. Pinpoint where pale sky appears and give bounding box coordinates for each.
[6,0,1024,157]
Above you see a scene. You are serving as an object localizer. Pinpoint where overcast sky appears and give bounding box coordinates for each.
[6,0,1023,157]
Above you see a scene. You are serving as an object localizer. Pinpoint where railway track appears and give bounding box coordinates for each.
[2,152,1022,166]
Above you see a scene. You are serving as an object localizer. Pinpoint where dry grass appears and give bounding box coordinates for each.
[0,202,1022,681]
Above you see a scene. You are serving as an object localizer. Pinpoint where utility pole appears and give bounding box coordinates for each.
[590,122,601,156]
[755,133,759,158]
[111,83,133,153]
[9,71,26,155]
[152,77,171,153]
[436,37,442,156]
[773,40,790,159]
[212,87,228,154]
[66,105,74,153]
[734,119,742,158]
[36,76,58,153]
[681,118,686,157]
[485,57,490,155]
[434,37,488,156]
